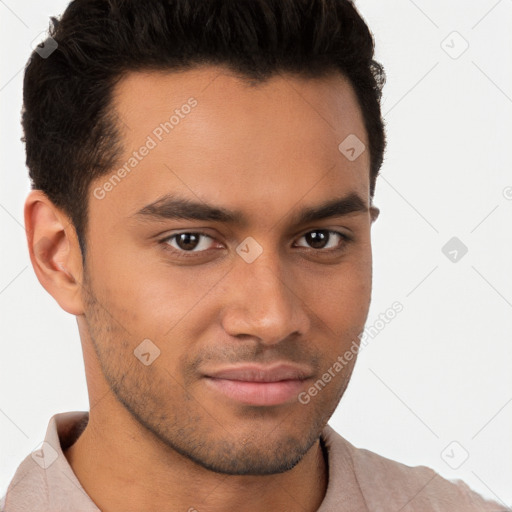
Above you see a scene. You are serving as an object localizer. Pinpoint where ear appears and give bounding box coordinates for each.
[24,190,85,315]
[370,205,380,223]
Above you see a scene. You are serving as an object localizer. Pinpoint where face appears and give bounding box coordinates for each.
[81,66,376,475]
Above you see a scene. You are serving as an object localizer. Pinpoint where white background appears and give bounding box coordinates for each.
[1,0,511,506]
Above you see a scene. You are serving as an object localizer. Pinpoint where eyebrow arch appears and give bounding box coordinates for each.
[133,192,370,227]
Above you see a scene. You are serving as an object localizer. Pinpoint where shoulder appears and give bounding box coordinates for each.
[1,452,49,511]
[322,425,506,511]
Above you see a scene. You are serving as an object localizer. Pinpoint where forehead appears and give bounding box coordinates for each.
[92,66,370,226]
[112,66,367,152]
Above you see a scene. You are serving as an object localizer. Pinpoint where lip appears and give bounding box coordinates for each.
[203,363,313,406]
[204,363,313,382]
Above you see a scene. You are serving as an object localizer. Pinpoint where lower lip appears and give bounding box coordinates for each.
[204,377,306,406]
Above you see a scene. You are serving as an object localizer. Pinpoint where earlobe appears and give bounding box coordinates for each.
[24,190,85,316]
[370,206,380,223]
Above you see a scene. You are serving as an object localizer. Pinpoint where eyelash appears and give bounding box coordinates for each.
[159,229,352,259]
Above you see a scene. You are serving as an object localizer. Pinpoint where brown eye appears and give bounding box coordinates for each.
[174,233,201,251]
[162,232,216,254]
[295,230,349,251]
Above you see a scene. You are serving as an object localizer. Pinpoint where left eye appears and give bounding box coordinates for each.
[294,230,348,250]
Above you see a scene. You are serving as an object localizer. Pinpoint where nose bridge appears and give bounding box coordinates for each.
[220,245,309,343]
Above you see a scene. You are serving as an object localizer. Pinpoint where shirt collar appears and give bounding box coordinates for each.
[2,411,100,511]
[317,424,368,511]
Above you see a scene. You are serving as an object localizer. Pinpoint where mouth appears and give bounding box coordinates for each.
[202,363,313,406]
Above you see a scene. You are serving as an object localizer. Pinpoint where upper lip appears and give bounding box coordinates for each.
[203,363,313,382]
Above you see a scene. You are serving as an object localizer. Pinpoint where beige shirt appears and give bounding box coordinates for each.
[1,411,504,511]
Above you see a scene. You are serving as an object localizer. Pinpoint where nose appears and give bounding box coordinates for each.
[219,250,311,346]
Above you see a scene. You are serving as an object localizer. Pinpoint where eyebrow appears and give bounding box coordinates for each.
[133,192,369,227]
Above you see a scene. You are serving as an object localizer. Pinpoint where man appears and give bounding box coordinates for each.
[1,0,504,510]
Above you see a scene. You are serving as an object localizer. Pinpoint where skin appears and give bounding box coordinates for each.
[25,65,379,512]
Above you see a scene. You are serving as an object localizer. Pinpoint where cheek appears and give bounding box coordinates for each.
[298,253,372,322]
[90,245,229,344]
